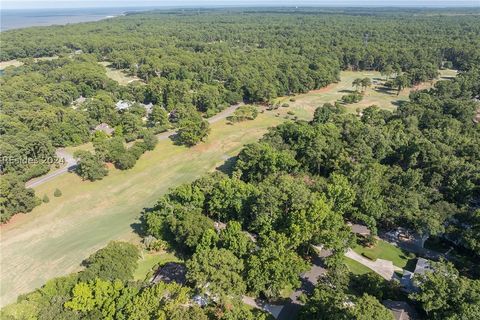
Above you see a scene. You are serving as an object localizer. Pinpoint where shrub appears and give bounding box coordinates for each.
[114,152,137,170]
[129,141,147,159]
[42,194,50,203]
[341,92,363,104]
[144,236,168,252]
[54,188,62,197]
[281,103,290,108]
[289,98,296,102]
[227,105,259,123]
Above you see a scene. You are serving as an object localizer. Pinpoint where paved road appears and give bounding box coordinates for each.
[25,104,243,189]
[25,149,77,188]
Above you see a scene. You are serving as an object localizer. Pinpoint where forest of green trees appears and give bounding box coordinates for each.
[2,9,480,222]
[3,49,479,319]
[1,8,480,319]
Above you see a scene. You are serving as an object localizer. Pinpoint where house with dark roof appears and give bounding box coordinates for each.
[93,123,114,135]
[383,300,418,320]
[347,222,371,236]
[150,262,186,285]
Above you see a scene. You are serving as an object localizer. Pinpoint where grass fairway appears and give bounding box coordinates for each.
[274,69,457,120]
[352,240,416,269]
[0,112,282,306]
[0,57,59,71]
[99,62,144,85]
[0,70,452,306]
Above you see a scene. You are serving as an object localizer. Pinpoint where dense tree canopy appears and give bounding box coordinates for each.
[1,7,479,320]
[2,8,479,221]
[410,261,480,319]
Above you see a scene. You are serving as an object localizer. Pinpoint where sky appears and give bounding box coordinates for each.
[2,0,479,9]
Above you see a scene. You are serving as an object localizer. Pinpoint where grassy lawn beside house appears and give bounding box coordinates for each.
[345,257,373,275]
[353,239,416,270]
[134,251,182,281]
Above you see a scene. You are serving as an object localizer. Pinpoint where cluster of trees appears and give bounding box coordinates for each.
[352,78,372,92]
[250,69,479,242]
[0,241,269,320]
[300,266,399,320]
[74,131,158,181]
[142,66,478,316]
[144,170,353,301]
[341,92,363,104]
[176,112,211,146]
[226,105,259,123]
[410,260,480,319]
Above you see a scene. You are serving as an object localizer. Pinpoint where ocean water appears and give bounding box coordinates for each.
[0,8,136,31]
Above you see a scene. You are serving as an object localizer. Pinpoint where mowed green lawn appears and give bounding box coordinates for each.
[344,257,373,275]
[0,70,451,306]
[352,239,416,269]
[134,251,182,281]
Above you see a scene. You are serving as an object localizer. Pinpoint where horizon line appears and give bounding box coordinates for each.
[3,5,480,10]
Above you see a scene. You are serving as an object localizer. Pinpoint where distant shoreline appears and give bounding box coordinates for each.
[2,6,479,32]
[0,7,139,32]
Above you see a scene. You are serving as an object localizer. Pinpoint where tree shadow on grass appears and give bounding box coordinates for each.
[216,156,238,175]
[131,214,148,238]
[392,100,408,108]
[373,86,395,94]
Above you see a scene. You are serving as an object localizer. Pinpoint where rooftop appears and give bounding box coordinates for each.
[151,262,186,285]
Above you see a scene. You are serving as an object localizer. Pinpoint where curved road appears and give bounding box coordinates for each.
[25,104,242,189]
[26,149,77,188]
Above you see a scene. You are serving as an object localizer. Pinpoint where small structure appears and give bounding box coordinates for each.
[384,227,430,247]
[383,300,418,320]
[143,102,153,115]
[401,258,432,293]
[151,262,186,285]
[115,100,154,114]
[192,295,209,307]
[71,96,86,109]
[347,222,371,237]
[474,107,480,124]
[94,123,114,135]
[115,100,132,111]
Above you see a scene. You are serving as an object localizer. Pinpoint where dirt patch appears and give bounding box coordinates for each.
[308,83,337,94]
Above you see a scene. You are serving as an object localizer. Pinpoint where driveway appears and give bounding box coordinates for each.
[246,248,330,320]
[345,249,402,281]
